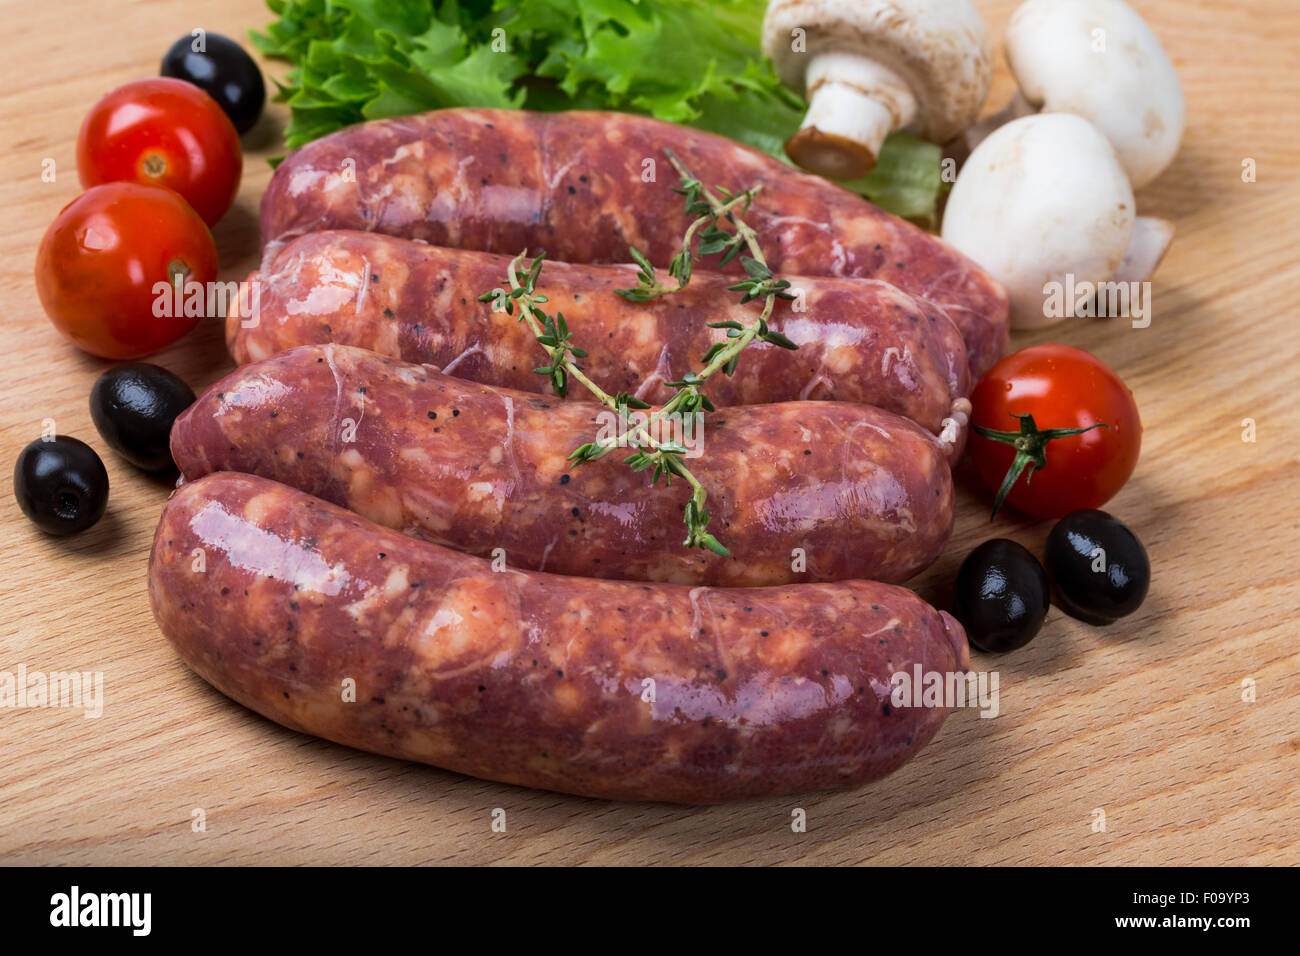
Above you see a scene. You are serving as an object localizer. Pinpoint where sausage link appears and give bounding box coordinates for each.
[149,472,969,803]
[231,230,971,445]
[260,109,1009,375]
[171,344,955,587]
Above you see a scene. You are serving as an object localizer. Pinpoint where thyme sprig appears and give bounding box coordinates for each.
[479,251,729,557]
[477,253,594,399]
[477,149,798,559]
[612,248,677,303]
[614,179,758,301]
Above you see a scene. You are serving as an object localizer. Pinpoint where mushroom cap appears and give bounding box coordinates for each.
[762,0,993,144]
[941,113,1135,330]
[1006,0,1185,188]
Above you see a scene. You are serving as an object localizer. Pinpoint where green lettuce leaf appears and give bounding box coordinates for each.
[251,0,943,220]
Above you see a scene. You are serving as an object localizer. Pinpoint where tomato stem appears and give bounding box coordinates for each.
[166,258,192,288]
[973,413,1109,519]
[140,153,168,178]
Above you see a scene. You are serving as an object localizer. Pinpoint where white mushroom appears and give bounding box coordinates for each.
[941,114,1135,329]
[762,0,993,179]
[988,0,1186,188]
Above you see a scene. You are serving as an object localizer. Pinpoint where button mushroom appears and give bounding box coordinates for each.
[967,0,1185,189]
[941,113,1136,329]
[1007,0,1185,188]
[762,0,993,179]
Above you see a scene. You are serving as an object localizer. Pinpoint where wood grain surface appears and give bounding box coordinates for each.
[1,0,1296,865]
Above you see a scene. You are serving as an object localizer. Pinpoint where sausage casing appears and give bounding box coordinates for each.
[149,472,969,804]
[231,230,971,442]
[171,344,956,587]
[259,109,1009,375]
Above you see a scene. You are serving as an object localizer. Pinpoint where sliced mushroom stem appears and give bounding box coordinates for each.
[957,91,1036,159]
[1108,217,1175,284]
[786,53,918,179]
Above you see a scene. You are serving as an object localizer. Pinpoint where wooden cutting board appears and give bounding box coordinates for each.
[1,0,1296,865]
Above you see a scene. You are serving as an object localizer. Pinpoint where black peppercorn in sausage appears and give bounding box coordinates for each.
[230,230,971,446]
[259,109,1009,376]
[170,344,956,587]
[148,472,970,804]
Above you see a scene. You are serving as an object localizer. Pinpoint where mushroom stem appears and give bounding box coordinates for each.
[785,52,918,179]
[1108,216,1175,284]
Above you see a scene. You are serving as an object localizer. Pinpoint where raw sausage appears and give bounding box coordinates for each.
[171,344,956,587]
[259,109,1009,376]
[260,109,1007,376]
[231,230,972,443]
[148,472,970,803]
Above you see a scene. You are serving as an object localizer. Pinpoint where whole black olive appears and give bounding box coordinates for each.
[161,32,266,134]
[14,436,109,535]
[90,363,196,472]
[954,539,1051,653]
[1045,510,1150,625]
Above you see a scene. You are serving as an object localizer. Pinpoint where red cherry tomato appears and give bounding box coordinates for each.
[35,182,218,359]
[969,344,1142,519]
[77,77,241,225]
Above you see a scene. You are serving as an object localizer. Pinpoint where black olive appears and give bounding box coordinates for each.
[90,363,196,472]
[14,436,109,535]
[1045,510,1150,625]
[954,539,1050,653]
[160,32,265,134]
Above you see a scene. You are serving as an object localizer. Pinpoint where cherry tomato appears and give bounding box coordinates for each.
[35,182,218,359]
[969,344,1142,519]
[77,77,241,225]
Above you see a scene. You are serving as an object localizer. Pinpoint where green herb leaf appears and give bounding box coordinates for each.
[761,329,799,350]
[613,287,653,303]
[700,533,731,558]
[739,256,770,280]
[613,392,652,410]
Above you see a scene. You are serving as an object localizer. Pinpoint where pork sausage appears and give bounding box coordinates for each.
[171,344,955,587]
[149,472,970,803]
[259,109,1009,376]
[231,230,972,444]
